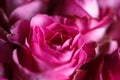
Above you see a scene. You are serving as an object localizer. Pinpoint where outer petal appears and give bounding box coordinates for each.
[6,0,49,14]
[9,0,49,24]
[5,0,30,15]
[75,0,99,18]
[12,45,86,80]
[52,0,91,18]
[73,40,120,80]
[8,20,30,45]
[84,13,113,42]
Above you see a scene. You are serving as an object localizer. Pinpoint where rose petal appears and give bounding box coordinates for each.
[8,20,30,45]
[52,0,91,18]
[9,0,49,24]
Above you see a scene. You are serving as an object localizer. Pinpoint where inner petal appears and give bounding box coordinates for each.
[49,32,63,45]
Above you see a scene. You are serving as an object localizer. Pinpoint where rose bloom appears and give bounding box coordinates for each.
[73,38,120,80]
[48,0,113,43]
[49,0,113,43]
[52,14,112,43]
[8,14,89,80]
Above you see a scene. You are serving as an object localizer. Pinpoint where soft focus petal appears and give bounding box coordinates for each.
[84,13,113,42]
[51,0,91,18]
[76,0,99,18]
[5,0,31,15]
[73,39,120,80]
[98,0,120,9]
[31,14,54,27]
[9,0,49,24]
[8,20,30,45]
[83,42,96,62]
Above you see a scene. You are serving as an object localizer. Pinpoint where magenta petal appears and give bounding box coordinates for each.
[28,26,45,48]
[84,27,106,42]
[75,0,99,18]
[31,14,54,27]
[12,46,83,80]
[84,13,113,42]
[98,0,120,9]
[9,0,49,24]
[52,0,91,18]
[83,42,96,62]
[73,70,87,80]
[8,20,30,45]
[12,57,68,80]
[71,33,84,49]
[5,0,31,15]
[13,45,41,72]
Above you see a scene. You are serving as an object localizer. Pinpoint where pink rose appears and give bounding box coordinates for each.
[48,0,113,42]
[73,39,120,80]
[52,14,113,42]
[8,14,87,80]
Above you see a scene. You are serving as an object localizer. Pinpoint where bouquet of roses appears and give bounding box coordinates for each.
[0,0,120,80]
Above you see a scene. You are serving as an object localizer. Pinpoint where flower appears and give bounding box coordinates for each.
[48,0,113,42]
[8,14,87,80]
[52,14,113,42]
[0,0,120,79]
[73,38,120,80]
